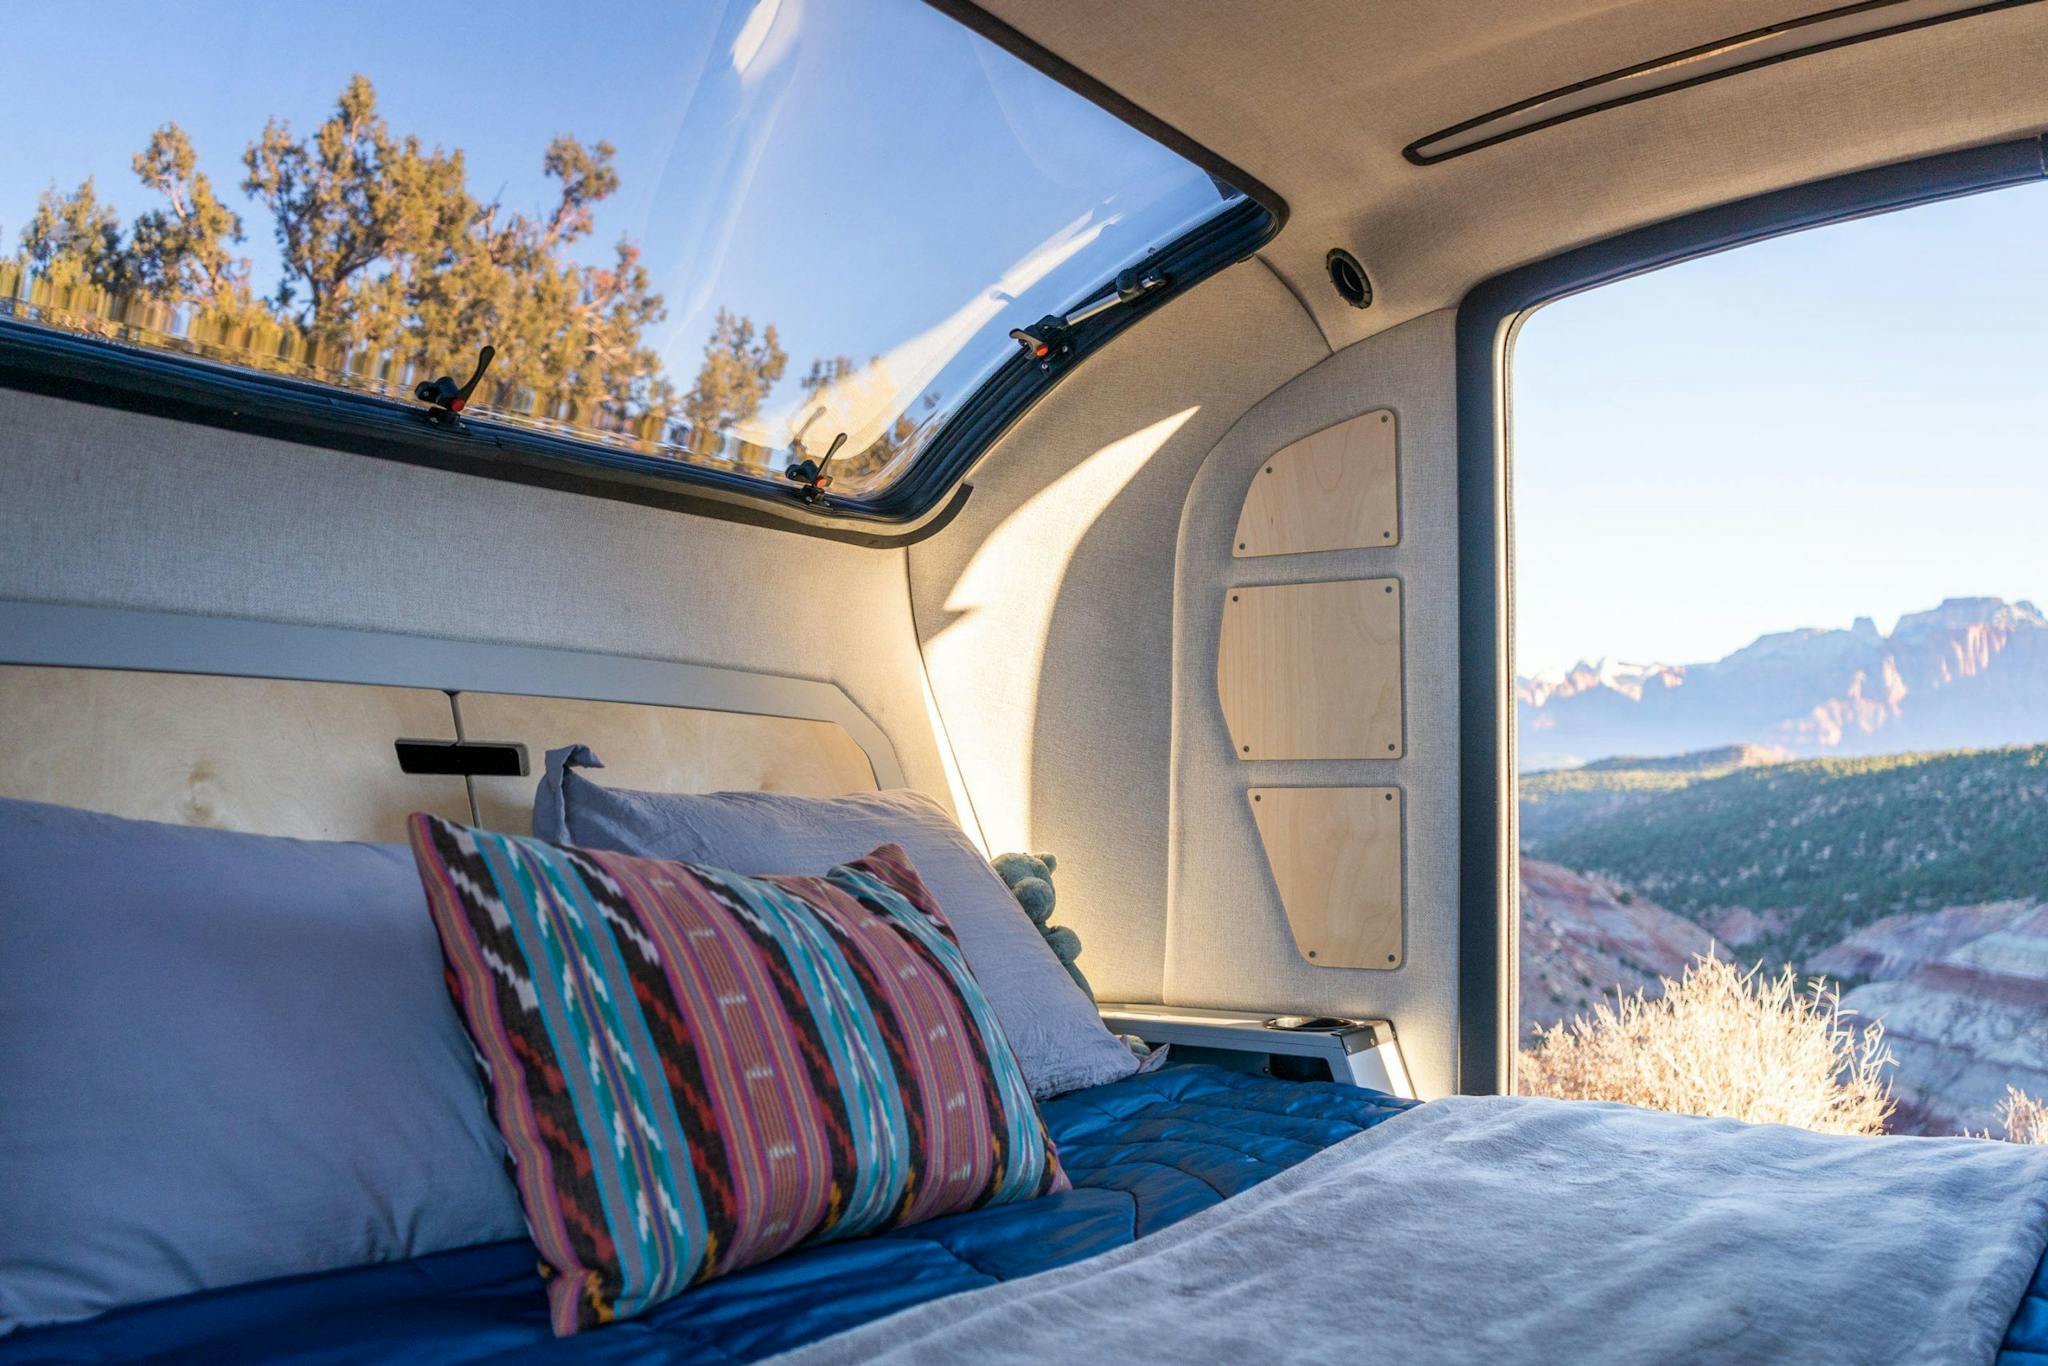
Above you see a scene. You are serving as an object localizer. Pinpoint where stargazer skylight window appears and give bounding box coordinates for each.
[0,0,1267,518]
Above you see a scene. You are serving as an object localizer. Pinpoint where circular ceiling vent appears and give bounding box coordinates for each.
[1325,249,1372,309]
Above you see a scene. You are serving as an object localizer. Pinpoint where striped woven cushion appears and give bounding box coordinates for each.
[407,814,1068,1335]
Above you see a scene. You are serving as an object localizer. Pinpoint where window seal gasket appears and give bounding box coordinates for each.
[1451,134,2048,1096]
[0,2,1284,546]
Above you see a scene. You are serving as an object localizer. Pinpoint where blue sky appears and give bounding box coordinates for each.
[0,0,1221,439]
[1514,179,2048,677]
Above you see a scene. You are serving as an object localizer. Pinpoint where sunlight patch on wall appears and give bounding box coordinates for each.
[923,406,1199,853]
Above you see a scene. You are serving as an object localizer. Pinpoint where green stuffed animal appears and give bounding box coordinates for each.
[992,851,1091,1000]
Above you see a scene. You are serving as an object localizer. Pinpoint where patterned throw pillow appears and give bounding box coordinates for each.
[407,814,1069,1335]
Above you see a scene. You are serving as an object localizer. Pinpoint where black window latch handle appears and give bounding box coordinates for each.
[415,345,496,429]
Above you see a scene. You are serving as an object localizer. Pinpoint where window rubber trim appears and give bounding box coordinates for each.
[0,3,1283,547]
[1452,133,2048,1094]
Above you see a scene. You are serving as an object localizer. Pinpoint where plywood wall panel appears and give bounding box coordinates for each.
[1248,786,1403,969]
[0,385,960,834]
[1217,578,1403,760]
[459,692,877,834]
[1233,409,1398,557]
[0,665,469,840]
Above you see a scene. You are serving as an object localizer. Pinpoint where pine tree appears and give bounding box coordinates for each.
[15,74,798,467]
[17,178,130,294]
[682,308,787,461]
[128,124,257,319]
[240,74,471,357]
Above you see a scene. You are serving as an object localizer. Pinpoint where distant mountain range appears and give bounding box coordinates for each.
[1518,597,2048,772]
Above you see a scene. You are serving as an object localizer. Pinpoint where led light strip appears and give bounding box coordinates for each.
[1404,0,2044,165]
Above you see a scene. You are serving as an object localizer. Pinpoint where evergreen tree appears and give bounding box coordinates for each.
[240,74,470,355]
[14,74,795,465]
[682,308,787,458]
[128,124,254,317]
[18,178,130,294]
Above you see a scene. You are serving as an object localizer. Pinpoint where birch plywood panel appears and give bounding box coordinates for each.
[460,692,878,834]
[1217,578,1403,760]
[1233,410,1398,557]
[0,665,468,840]
[1248,786,1403,969]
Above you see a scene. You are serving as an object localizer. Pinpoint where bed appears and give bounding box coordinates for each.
[0,1066,1414,1364]
[4,1064,2044,1364]
[4,642,2048,1364]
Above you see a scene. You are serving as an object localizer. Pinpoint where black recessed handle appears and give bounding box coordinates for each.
[395,739,529,778]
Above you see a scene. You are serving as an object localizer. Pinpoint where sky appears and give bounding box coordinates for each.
[0,0,1224,452]
[1512,179,2048,678]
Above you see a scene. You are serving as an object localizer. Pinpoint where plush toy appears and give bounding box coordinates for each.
[992,851,1091,1000]
[991,852,1162,1067]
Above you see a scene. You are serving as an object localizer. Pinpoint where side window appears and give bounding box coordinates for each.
[1510,182,2048,1142]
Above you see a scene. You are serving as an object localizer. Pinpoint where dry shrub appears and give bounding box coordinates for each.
[1999,1088,2048,1145]
[1518,954,1895,1135]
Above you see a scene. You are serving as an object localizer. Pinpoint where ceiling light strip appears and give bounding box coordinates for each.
[1404,0,2044,165]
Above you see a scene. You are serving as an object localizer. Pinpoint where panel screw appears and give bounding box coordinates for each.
[1265,466,1274,474]
[1387,743,1396,752]
[1387,954,1397,963]
[1308,950,1318,959]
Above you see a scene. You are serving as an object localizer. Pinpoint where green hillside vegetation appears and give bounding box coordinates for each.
[1517,745,1788,845]
[1520,743,2048,961]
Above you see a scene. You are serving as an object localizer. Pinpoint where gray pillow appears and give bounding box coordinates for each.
[0,798,527,1335]
[534,746,1138,1099]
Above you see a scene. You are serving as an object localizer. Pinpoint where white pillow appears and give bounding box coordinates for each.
[532,746,1139,1098]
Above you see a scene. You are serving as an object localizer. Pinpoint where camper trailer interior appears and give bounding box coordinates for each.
[5,0,2048,1361]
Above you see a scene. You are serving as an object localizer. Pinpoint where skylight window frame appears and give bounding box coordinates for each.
[0,1,1283,545]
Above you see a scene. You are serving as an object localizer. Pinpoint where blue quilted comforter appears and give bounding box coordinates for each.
[0,1066,1411,1364]
[4,1064,2043,1364]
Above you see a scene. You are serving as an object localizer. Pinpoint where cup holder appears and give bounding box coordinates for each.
[1263,1014,1354,1032]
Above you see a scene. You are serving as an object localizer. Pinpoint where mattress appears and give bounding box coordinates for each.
[7,1062,2044,1364]
[0,1065,1415,1364]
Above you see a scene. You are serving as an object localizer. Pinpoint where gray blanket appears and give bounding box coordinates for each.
[770,1096,2048,1365]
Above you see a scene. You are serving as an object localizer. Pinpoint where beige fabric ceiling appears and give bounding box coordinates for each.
[976,0,2048,345]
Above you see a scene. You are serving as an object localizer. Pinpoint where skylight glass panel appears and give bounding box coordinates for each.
[0,0,1245,503]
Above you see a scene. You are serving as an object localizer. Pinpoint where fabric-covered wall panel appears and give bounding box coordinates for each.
[1168,309,1461,1098]
[907,260,1329,1003]
[0,388,955,812]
